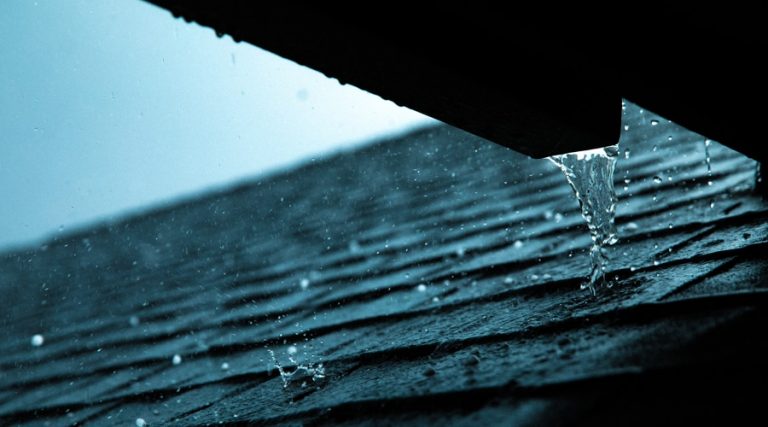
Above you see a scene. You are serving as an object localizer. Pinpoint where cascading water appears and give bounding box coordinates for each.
[548,145,620,293]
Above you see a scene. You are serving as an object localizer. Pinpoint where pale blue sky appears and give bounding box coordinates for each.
[0,0,433,250]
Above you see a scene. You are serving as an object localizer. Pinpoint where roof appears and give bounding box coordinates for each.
[1,103,766,425]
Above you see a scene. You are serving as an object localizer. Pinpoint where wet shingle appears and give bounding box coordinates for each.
[1,104,766,424]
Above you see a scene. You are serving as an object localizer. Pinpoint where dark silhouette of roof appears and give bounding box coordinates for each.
[147,1,768,163]
[1,104,767,425]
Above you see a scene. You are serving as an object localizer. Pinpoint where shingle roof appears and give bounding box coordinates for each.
[1,104,766,425]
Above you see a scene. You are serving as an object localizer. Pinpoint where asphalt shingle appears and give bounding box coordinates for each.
[1,103,767,425]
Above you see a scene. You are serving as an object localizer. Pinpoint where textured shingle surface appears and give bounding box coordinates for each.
[1,104,767,425]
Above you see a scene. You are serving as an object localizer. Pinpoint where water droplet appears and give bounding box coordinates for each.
[221,362,230,370]
[129,316,140,327]
[31,334,44,347]
[667,135,673,141]
[512,240,524,249]
[625,222,639,231]
[455,246,465,257]
[624,124,630,131]
[543,210,554,220]
[432,296,440,303]
[653,176,663,184]
[416,284,427,292]
[504,276,514,284]
[630,266,637,272]
[653,260,660,266]
[624,149,631,159]
[650,119,659,126]
[299,278,310,289]
[287,345,298,355]
[703,139,713,184]
[348,240,361,254]
[172,354,182,365]
[136,418,147,427]
[554,213,564,223]
[463,355,480,366]
[652,145,658,152]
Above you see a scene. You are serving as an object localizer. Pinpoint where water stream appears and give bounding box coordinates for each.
[704,139,713,186]
[549,145,620,293]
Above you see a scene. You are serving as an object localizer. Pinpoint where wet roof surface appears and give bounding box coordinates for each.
[2,104,767,425]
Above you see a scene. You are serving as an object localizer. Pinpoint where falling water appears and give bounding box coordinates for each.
[549,145,620,294]
[703,139,713,186]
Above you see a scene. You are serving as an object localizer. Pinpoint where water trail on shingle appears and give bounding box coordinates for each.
[548,145,619,294]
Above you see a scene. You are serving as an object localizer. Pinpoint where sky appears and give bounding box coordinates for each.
[0,0,433,251]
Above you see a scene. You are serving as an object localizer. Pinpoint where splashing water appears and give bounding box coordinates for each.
[549,145,620,293]
[268,349,326,388]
